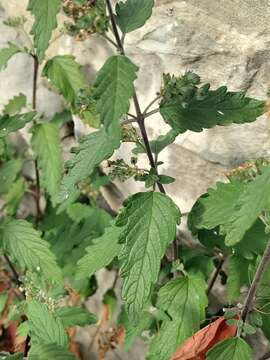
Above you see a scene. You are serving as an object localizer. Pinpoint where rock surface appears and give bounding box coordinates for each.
[1,0,270,358]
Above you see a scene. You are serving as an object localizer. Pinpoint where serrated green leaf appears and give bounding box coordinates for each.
[4,93,27,115]
[0,43,21,71]
[51,110,72,128]
[28,344,77,360]
[27,300,68,348]
[94,55,138,134]
[55,306,97,328]
[0,159,23,195]
[116,0,154,33]
[43,55,88,106]
[31,122,62,203]
[133,129,178,155]
[206,337,252,360]
[160,85,265,134]
[0,112,36,137]
[116,192,180,321]
[27,0,61,60]
[189,181,245,231]
[148,275,208,360]
[66,203,95,223]
[76,224,121,279]
[225,167,270,246]
[1,219,62,284]
[5,177,26,215]
[227,255,249,303]
[56,128,118,203]
[29,344,76,360]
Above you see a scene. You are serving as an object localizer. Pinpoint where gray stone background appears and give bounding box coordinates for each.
[1,0,270,359]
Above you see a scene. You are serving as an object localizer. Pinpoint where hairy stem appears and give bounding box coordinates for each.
[237,239,270,336]
[32,55,41,225]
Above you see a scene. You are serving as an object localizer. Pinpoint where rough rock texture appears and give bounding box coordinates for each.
[1,0,270,358]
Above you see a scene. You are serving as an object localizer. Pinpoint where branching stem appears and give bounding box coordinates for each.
[237,239,270,336]
[105,0,179,266]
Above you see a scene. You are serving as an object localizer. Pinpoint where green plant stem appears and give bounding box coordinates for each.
[104,0,181,271]
[143,95,161,115]
[206,254,224,296]
[237,239,270,336]
[32,54,41,225]
[104,0,165,194]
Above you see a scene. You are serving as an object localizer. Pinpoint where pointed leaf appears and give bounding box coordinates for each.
[148,276,208,360]
[0,112,36,138]
[27,0,61,60]
[76,225,121,279]
[4,93,27,115]
[160,83,265,134]
[225,167,270,246]
[116,0,154,34]
[29,343,77,360]
[133,129,178,155]
[0,43,21,71]
[43,55,88,106]
[32,122,62,203]
[94,55,138,133]
[206,337,252,360]
[55,306,97,328]
[0,159,23,195]
[56,128,118,203]
[189,181,244,231]
[27,300,68,347]
[1,219,62,284]
[116,192,180,321]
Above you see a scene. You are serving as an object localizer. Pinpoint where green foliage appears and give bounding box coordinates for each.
[3,93,27,115]
[27,0,61,60]
[227,255,249,303]
[55,306,97,327]
[94,55,138,135]
[206,338,252,359]
[0,43,21,70]
[116,0,155,34]
[1,219,63,284]
[224,167,270,245]
[28,344,77,360]
[27,300,68,347]
[148,275,208,360]
[56,128,118,203]
[0,1,268,358]
[31,122,62,204]
[160,73,265,133]
[0,159,24,195]
[5,178,26,215]
[116,191,180,321]
[76,224,121,279]
[0,112,36,137]
[43,55,88,106]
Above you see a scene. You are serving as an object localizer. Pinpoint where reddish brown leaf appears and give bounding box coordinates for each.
[172,316,237,360]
